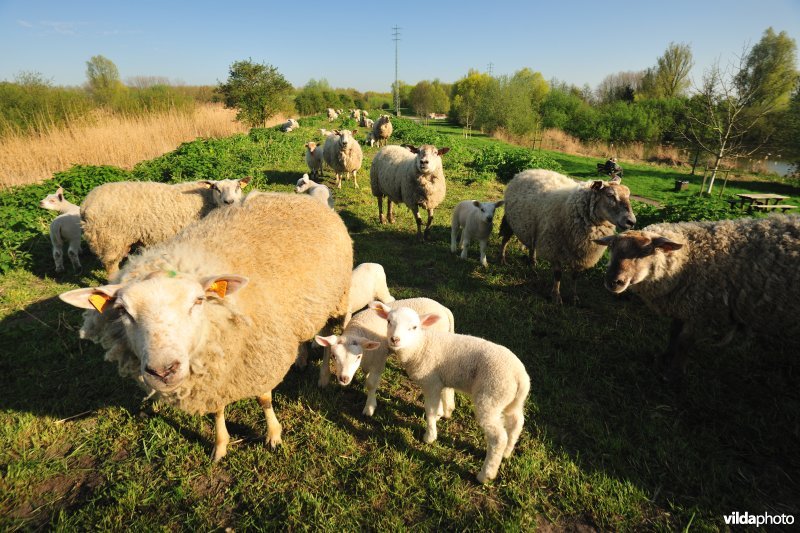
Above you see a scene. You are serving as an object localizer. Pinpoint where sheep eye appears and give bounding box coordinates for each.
[193,297,205,307]
[412,325,418,330]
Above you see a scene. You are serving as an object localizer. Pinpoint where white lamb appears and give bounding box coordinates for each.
[371,302,530,484]
[295,174,334,210]
[451,200,505,267]
[315,297,455,417]
[364,132,376,147]
[39,187,82,273]
[326,108,339,121]
[304,141,324,179]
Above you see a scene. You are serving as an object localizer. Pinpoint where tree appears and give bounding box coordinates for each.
[596,71,644,103]
[217,59,292,127]
[451,70,493,134]
[734,27,798,111]
[640,42,694,98]
[409,80,450,119]
[86,55,125,105]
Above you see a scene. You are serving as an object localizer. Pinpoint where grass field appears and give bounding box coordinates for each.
[1,115,799,531]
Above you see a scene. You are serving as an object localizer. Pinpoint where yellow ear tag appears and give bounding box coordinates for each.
[88,293,111,313]
[208,280,228,298]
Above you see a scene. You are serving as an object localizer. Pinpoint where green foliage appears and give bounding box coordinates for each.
[391,117,448,146]
[86,55,126,106]
[634,196,737,227]
[735,27,799,111]
[0,75,92,136]
[409,80,451,117]
[470,144,562,182]
[639,42,694,99]
[217,59,293,127]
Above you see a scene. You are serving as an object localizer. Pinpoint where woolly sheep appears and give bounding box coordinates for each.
[451,200,505,267]
[60,192,353,462]
[499,169,635,304]
[370,144,450,241]
[81,178,251,278]
[360,115,374,129]
[371,302,530,484]
[295,174,334,210]
[322,129,363,189]
[350,109,361,121]
[280,119,299,132]
[326,108,339,121]
[305,141,324,179]
[372,114,393,147]
[315,297,455,416]
[40,187,82,273]
[595,216,800,377]
[319,128,334,138]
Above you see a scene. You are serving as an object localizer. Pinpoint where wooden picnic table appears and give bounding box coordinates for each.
[727,193,797,213]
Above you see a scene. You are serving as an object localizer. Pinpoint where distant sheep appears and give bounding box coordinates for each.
[350,109,361,121]
[500,169,635,304]
[370,144,450,241]
[371,302,530,484]
[372,115,393,147]
[451,200,505,267]
[365,132,376,147]
[595,216,800,377]
[295,174,334,210]
[39,187,82,273]
[81,177,251,278]
[322,129,363,188]
[305,141,324,179]
[360,115,374,129]
[60,192,352,462]
[327,108,339,121]
[280,118,299,132]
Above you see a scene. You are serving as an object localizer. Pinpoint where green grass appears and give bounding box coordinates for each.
[1,114,799,531]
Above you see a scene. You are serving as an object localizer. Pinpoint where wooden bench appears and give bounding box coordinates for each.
[750,204,797,213]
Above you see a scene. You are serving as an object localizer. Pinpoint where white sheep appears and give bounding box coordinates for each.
[315,297,455,416]
[39,187,82,273]
[372,115,393,147]
[371,302,530,484]
[350,109,361,121]
[295,174,334,210]
[595,216,800,378]
[326,108,339,121]
[319,128,334,138]
[280,119,299,132]
[364,132,376,147]
[500,169,636,304]
[451,200,505,267]
[304,141,324,179]
[360,115,374,129]
[60,192,353,462]
[370,144,450,241]
[81,177,251,278]
[322,129,363,189]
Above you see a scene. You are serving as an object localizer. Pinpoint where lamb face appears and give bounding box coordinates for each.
[315,334,379,386]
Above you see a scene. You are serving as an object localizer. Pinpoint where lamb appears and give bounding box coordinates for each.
[322,129,363,188]
[499,169,636,304]
[295,174,334,210]
[315,297,455,417]
[360,115,374,129]
[81,178,251,278]
[372,115,393,147]
[60,192,353,462]
[370,302,530,484]
[280,118,299,132]
[595,216,800,377]
[451,200,505,267]
[370,144,450,241]
[364,132,376,147]
[39,187,82,273]
[326,108,339,121]
[304,141,324,179]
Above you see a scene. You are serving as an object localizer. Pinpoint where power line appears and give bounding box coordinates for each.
[487,62,494,76]
[392,26,401,116]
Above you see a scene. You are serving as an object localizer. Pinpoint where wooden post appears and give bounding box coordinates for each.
[699,167,709,196]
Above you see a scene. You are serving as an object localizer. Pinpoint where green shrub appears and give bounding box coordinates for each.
[634,196,737,227]
[391,117,447,146]
[470,145,562,182]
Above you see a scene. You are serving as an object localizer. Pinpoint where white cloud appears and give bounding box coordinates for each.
[17,20,34,28]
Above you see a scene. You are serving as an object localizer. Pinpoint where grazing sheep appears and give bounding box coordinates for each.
[305,141,324,179]
[500,169,635,304]
[372,115,393,147]
[595,216,800,377]
[451,200,505,267]
[370,144,450,241]
[371,302,530,484]
[316,297,455,416]
[39,187,82,273]
[322,129,363,189]
[360,115,374,129]
[280,118,299,132]
[350,109,361,121]
[327,108,339,121]
[364,132,376,147]
[295,174,334,210]
[81,178,251,278]
[60,192,352,462]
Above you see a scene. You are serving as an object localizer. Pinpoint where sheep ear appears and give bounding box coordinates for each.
[361,339,381,351]
[239,176,251,187]
[369,301,392,319]
[199,180,214,189]
[652,237,683,253]
[56,187,65,200]
[201,275,249,298]
[419,313,442,329]
[437,147,450,155]
[472,200,482,208]
[351,129,358,135]
[594,235,616,246]
[406,145,419,153]
[590,180,605,191]
[494,200,505,208]
[315,334,338,347]
[59,285,122,312]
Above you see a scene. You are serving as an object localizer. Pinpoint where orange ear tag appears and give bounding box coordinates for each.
[208,280,228,298]
[88,293,111,313]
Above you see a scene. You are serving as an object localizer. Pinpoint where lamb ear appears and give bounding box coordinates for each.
[201,275,249,298]
[369,301,392,319]
[652,237,683,253]
[590,180,605,191]
[59,285,123,312]
[494,200,505,208]
[315,334,338,347]
[361,340,382,350]
[594,235,616,246]
[437,147,450,155]
[472,200,482,208]
[419,313,442,329]
[56,187,65,200]
[239,176,251,187]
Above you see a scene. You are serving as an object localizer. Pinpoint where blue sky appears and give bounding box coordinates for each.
[1,0,798,93]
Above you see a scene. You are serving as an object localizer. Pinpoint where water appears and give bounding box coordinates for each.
[765,160,794,177]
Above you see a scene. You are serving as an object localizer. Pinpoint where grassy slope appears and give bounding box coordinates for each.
[1,116,798,531]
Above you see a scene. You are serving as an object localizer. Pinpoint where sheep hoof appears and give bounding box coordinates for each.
[476,470,493,484]
[212,446,227,463]
[267,433,282,449]
[362,405,376,417]
[423,431,437,444]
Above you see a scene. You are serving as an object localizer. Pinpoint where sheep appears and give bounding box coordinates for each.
[295,174,334,210]
[59,192,353,462]
[370,144,450,241]
[499,169,636,304]
[372,115,393,147]
[364,132,376,147]
[451,200,505,267]
[304,141,324,179]
[360,115,374,129]
[322,129,363,189]
[280,118,299,132]
[350,109,361,121]
[39,187,82,273]
[370,302,530,484]
[327,108,339,121]
[319,128,334,138]
[594,216,800,378]
[315,297,455,416]
[81,178,251,278]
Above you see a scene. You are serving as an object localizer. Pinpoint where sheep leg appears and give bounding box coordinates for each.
[411,206,424,241]
[570,271,580,305]
[423,208,435,240]
[362,363,386,416]
[335,173,342,189]
[551,266,563,304]
[661,319,691,380]
[450,222,459,253]
[440,387,455,419]
[68,242,82,272]
[387,200,396,224]
[318,345,331,387]
[479,239,488,267]
[212,407,230,462]
[422,386,443,443]
[460,233,470,260]
[503,408,524,458]
[499,215,513,264]
[294,342,309,368]
[52,243,65,273]
[377,196,386,224]
[352,170,359,189]
[258,391,282,448]
[476,407,508,484]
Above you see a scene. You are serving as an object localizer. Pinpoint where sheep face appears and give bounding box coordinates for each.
[595,231,684,293]
[337,129,357,149]
[39,187,66,210]
[371,303,441,359]
[295,175,313,193]
[590,181,636,231]
[406,145,450,175]
[472,200,504,224]
[60,273,248,392]
[202,178,251,206]
[315,334,380,386]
